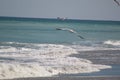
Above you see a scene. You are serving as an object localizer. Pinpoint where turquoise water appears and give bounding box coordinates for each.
[0,17,120,43]
[0,17,120,79]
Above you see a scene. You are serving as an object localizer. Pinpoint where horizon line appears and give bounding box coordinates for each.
[0,16,120,22]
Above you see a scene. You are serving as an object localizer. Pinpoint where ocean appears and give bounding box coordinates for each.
[0,17,120,79]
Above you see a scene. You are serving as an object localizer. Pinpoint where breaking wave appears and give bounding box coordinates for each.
[104,40,120,46]
[0,42,112,79]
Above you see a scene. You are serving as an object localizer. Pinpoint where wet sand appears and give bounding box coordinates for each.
[4,76,120,80]
[70,50,120,64]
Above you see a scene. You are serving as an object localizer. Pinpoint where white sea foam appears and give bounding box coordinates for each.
[104,40,120,46]
[0,63,58,79]
[0,43,112,79]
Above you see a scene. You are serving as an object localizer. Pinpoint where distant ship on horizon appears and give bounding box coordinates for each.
[57,17,67,20]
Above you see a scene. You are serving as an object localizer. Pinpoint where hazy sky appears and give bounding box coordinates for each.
[0,0,120,21]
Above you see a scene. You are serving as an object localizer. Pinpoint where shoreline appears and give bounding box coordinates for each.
[0,44,120,79]
[0,44,112,79]
[4,76,120,80]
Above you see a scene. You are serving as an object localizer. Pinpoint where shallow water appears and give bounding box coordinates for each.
[61,65,120,76]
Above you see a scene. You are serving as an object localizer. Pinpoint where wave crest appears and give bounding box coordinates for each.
[104,40,120,46]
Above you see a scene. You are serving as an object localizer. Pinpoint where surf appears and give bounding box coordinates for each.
[104,40,120,46]
[0,42,111,79]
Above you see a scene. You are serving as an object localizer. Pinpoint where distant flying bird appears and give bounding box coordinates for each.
[56,28,84,39]
[114,0,120,6]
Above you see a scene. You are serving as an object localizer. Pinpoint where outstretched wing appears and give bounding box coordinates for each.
[76,34,85,39]
[114,0,120,6]
[67,29,85,39]
[56,28,85,39]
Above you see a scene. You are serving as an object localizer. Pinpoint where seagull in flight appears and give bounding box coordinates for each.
[56,28,85,39]
[114,0,120,6]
